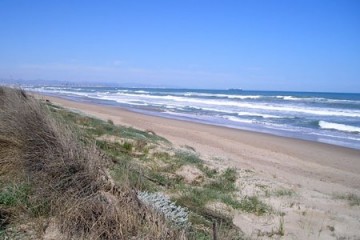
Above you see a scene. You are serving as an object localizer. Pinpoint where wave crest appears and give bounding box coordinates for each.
[319,121,360,133]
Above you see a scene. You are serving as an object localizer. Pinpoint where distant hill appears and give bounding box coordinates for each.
[0,78,177,88]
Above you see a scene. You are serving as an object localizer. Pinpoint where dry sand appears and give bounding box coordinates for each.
[42,95,360,239]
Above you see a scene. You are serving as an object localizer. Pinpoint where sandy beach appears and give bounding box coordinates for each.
[42,95,360,239]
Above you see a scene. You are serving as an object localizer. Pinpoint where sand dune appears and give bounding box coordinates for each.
[42,95,360,239]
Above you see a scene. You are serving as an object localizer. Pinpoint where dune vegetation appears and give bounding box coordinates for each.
[0,87,251,239]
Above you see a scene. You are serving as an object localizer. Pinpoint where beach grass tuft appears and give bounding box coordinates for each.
[0,184,30,207]
[334,193,360,206]
[174,150,203,165]
[273,188,296,197]
[238,196,271,215]
[205,167,237,192]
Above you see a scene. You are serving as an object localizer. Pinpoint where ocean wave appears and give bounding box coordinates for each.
[183,93,359,104]
[228,95,261,99]
[98,95,149,106]
[177,98,360,117]
[199,107,235,114]
[310,131,360,141]
[237,112,283,119]
[276,96,301,101]
[206,101,360,118]
[97,93,360,118]
[319,121,360,133]
[49,90,92,97]
[276,96,360,104]
[184,92,261,99]
[134,90,149,93]
[223,116,287,129]
[223,116,253,124]
[35,88,360,118]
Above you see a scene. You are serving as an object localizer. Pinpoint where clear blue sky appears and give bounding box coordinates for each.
[0,0,359,92]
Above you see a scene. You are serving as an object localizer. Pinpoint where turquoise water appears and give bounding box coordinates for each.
[29,86,360,150]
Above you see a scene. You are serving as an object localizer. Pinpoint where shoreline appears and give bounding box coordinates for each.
[28,88,360,151]
[40,94,360,180]
[38,94,360,239]
[44,91,360,151]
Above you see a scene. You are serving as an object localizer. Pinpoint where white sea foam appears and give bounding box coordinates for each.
[97,92,360,118]
[98,95,149,106]
[279,96,299,101]
[169,97,360,117]
[276,95,360,104]
[36,88,360,118]
[237,112,283,119]
[55,90,91,97]
[197,100,360,117]
[319,121,360,133]
[184,92,261,99]
[200,107,235,114]
[134,90,149,93]
[223,116,253,124]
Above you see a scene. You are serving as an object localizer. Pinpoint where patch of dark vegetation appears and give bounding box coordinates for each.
[0,208,11,230]
[334,193,360,206]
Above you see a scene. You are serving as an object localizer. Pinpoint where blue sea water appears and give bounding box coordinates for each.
[28,86,360,150]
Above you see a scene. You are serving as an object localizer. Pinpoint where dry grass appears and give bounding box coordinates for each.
[0,87,185,239]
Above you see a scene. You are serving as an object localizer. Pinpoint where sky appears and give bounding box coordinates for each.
[0,0,359,92]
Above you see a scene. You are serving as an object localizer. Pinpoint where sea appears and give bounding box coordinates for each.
[27,86,360,150]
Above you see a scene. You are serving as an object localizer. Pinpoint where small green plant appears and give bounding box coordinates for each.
[278,216,285,236]
[205,168,237,193]
[123,141,133,152]
[190,231,210,240]
[148,172,168,186]
[199,165,218,178]
[176,187,241,211]
[96,140,129,156]
[153,151,170,159]
[134,139,147,152]
[222,168,237,182]
[107,119,114,125]
[334,193,360,206]
[239,196,271,215]
[174,150,202,165]
[268,216,285,237]
[273,189,295,197]
[0,184,31,207]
